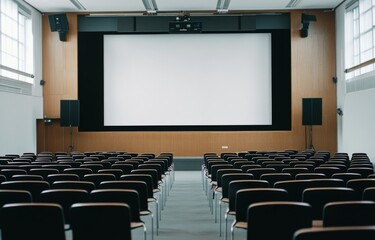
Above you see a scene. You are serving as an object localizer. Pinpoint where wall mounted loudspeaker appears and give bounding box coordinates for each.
[60,100,80,127]
[300,13,316,38]
[48,14,69,41]
[302,98,322,126]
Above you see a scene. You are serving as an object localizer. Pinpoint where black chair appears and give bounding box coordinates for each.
[99,180,156,236]
[0,189,32,207]
[314,167,343,177]
[63,168,93,180]
[247,202,312,240]
[363,186,375,200]
[90,189,147,240]
[225,180,269,239]
[46,173,80,184]
[293,226,375,240]
[274,180,312,201]
[302,187,357,221]
[260,173,292,187]
[347,178,375,199]
[331,172,362,183]
[0,169,27,179]
[231,188,289,240]
[282,168,310,178]
[247,168,276,179]
[82,173,116,187]
[29,168,59,180]
[323,201,375,227]
[39,189,89,224]
[97,169,123,179]
[70,202,132,240]
[0,203,65,240]
[0,180,49,201]
[347,167,374,178]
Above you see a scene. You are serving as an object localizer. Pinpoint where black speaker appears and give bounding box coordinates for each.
[302,98,322,126]
[60,100,80,127]
[48,14,69,41]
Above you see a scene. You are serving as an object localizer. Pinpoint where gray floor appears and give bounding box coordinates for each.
[133,171,246,240]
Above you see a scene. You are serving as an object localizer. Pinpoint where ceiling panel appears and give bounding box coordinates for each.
[298,0,343,9]
[78,0,146,12]
[23,0,344,13]
[229,0,291,10]
[157,0,217,11]
[24,0,77,12]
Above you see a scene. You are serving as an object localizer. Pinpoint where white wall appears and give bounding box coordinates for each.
[0,0,43,156]
[336,1,375,161]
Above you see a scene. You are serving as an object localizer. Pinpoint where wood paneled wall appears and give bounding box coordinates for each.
[38,11,337,156]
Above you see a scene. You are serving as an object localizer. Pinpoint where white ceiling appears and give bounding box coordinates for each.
[23,0,343,13]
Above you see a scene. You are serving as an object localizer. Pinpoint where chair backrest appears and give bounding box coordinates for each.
[0,169,27,179]
[323,201,375,227]
[11,174,44,181]
[130,169,158,189]
[99,180,150,210]
[274,180,311,201]
[216,169,243,188]
[314,167,343,177]
[111,163,134,174]
[97,169,123,179]
[235,188,289,222]
[282,168,310,178]
[83,173,116,187]
[42,164,71,173]
[363,186,375,200]
[51,180,96,192]
[302,187,357,220]
[63,168,93,180]
[29,168,60,180]
[0,189,32,207]
[90,189,142,222]
[240,164,262,172]
[347,178,375,199]
[221,173,254,199]
[210,164,233,182]
[0,180,49,201]
[247,201,312,240]
[247,168,276,179]
[295,173,327,180]
[138,164,162,180]
[228,180,269,212]
[260,173,293,187]
[120,174,155,192]
[347,167,374,178]
[0,203,66,240]
[39,189,89,224]
[331,173,362,183]
[46,173,80,184]
[70,202,132,240]
[293,226,375,240]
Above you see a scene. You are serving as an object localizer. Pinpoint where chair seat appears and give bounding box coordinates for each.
[140,210,152,216]
[131,222,145,229]
[228,210,235,216]
[222,198,229,203]
[313,220,323,227]
[234,221,247,229]
[215,187,222,193]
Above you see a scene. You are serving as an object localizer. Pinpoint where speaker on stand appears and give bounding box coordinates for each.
[302,98,322,151]
[60,100,80,153]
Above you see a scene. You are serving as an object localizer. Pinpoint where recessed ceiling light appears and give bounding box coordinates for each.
[286,0,303,8]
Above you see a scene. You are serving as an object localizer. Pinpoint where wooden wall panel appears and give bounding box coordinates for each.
[39,11,337,156]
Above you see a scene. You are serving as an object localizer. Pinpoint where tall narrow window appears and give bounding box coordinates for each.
[0,0,33,84]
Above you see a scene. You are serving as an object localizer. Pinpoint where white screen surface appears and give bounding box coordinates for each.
[104,33,272,126]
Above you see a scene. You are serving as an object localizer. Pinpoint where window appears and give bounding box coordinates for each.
[0,0,33,84]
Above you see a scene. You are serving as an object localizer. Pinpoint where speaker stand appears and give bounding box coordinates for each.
[68,125,74,153]
[306,125,315,151]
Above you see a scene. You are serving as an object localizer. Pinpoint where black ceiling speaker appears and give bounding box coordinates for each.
[48,14,69,41]
[300,13,316,38]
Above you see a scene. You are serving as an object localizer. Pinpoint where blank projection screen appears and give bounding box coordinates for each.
[104,33,272,126]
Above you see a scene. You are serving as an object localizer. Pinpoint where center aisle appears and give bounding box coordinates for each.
[153,171,246,240]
